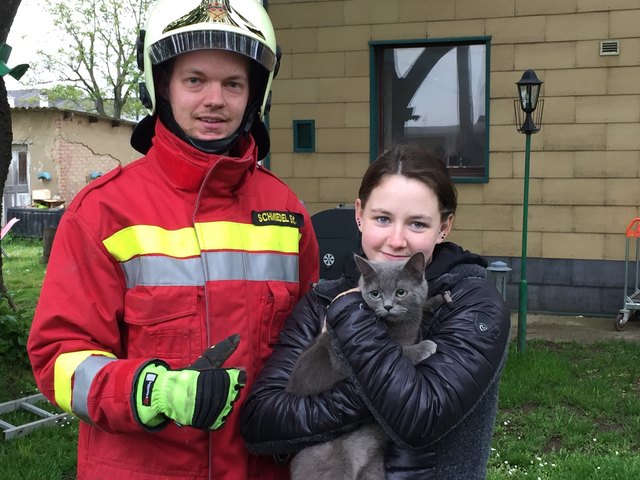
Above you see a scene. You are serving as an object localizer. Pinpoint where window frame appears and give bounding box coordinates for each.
[369,36,492,183]
[293,119,316,153]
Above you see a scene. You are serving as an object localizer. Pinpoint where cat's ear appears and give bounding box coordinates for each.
[404,252,426,278]
[354,254,376,278]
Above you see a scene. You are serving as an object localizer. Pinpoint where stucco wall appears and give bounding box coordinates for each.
[266,0,640,264]
[11,108,139,204]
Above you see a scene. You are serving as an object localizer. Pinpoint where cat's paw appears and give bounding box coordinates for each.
[417,339,437,357]
[404,339,437,363]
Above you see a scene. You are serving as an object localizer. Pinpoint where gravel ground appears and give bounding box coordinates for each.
[509,313,640,343]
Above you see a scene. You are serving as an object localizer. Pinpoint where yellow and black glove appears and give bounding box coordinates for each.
[132,334,246,431]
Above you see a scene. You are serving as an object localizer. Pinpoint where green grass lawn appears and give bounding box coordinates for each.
[0,236,78,480]
[0,237,639,479]
[489,340,640,479]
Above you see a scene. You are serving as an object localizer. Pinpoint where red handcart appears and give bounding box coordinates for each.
[615,217,640,331]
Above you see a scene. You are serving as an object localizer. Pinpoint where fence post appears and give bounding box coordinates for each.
[42,227,57,264]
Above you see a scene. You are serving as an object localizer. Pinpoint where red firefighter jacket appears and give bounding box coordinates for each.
[27,121,319,480]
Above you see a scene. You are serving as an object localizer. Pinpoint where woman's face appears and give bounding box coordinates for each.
[355,174,453,264]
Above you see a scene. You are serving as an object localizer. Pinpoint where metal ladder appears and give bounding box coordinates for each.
[0,393,72,440]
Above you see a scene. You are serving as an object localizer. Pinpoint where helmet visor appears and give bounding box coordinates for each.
[149,30,276,72]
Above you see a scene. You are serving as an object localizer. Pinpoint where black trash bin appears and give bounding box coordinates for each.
[311,206,360,280]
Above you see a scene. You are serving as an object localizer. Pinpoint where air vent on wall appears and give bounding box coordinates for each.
[600,40,620,56]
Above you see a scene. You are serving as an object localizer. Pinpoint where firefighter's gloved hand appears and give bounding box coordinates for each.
[133,334,246,431]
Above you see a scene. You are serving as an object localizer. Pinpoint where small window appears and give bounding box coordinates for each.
[371,37,491,182]
[293,120,315,153]
[18,151,28,185]
[8,146,29,187]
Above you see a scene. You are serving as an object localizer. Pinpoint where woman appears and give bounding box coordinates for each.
[240,144,510,479]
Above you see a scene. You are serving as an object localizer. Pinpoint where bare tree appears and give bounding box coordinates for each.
[0,0,23,309]
[36,0,151,119]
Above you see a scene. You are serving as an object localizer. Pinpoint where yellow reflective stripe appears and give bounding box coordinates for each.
[195,222,299,253]
[54,350,116,414]
[103,222,301,262]
[103,225,200,262]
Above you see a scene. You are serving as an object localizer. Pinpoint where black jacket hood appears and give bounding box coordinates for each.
[426,242,487,281]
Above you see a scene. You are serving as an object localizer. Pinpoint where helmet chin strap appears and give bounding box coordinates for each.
[157,96,259,155]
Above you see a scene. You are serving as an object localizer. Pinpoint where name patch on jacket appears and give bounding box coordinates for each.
[252,210,304,227]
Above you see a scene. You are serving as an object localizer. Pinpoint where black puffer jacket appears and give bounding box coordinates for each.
[240,243,510,479]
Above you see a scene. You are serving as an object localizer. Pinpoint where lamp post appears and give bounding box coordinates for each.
[514,69,543,352]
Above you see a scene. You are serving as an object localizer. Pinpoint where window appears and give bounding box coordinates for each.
[8,146,29,186]
[293,120,315,153]
[371,37,490,182]
[18,151,28,185]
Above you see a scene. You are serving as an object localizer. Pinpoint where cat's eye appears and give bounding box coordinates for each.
[369,290,381,299]
[395,289,407,297]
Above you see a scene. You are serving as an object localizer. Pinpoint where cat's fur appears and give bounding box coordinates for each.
[285,252,441,480]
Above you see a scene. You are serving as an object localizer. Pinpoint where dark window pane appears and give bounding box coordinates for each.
[375,40,489,180]
[18,151,28,185]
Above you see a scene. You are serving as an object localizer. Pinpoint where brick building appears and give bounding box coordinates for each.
[263,0,640,317]
[9,106,139,219]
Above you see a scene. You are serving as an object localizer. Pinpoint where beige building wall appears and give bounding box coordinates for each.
[11,108,139,204]
[267,0,640,262]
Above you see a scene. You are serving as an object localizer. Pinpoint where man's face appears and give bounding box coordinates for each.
[167,49,250,142]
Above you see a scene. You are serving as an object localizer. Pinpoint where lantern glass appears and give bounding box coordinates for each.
[518,83,541,112]
[516,69,542,113]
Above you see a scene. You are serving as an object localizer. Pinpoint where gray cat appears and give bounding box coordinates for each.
[285,252,441,480]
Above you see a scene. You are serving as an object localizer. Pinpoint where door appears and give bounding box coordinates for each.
[4,145,31,225]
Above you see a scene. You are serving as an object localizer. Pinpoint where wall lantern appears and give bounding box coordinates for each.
[37,171,52,181]
[515,69,544,134]
[513,69,544,353]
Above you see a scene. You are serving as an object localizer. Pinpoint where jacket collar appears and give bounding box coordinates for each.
[149,120,257,194]
[317,242,488,301]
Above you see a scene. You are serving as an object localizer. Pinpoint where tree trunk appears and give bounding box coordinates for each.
[0,0,24,310]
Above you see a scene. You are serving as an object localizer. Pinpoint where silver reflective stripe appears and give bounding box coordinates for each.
[120,252,298,288]
[121,256,206,289]
[73,356,117,423]
[203,252,299,282]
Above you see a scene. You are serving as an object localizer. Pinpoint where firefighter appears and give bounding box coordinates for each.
[27,1,319,479]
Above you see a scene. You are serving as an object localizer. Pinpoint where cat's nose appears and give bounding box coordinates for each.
[384,305,392,312]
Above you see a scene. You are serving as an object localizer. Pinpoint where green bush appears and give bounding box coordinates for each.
[0,236,46,378]
[0,301,31,369]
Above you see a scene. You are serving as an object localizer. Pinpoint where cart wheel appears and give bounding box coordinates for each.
[615,312,626,331]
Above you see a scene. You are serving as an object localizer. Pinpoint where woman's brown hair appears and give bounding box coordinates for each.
[358,144,457,222]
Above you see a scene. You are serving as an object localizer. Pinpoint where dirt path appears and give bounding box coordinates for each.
[509,313,640,343]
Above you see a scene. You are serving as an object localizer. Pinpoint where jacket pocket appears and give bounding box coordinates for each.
[259,281,297,363]
[122,285,198,363]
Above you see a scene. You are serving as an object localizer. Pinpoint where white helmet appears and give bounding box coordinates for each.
[139,0,277,119]
[131,0,279,155]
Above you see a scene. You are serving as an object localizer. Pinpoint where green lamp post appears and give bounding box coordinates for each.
[514,69,543,352]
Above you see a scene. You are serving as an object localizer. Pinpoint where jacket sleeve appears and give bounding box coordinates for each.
[325,279,510,449]
[240,291,369,455]
[27,211,148,433]
[297,206,320,298]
